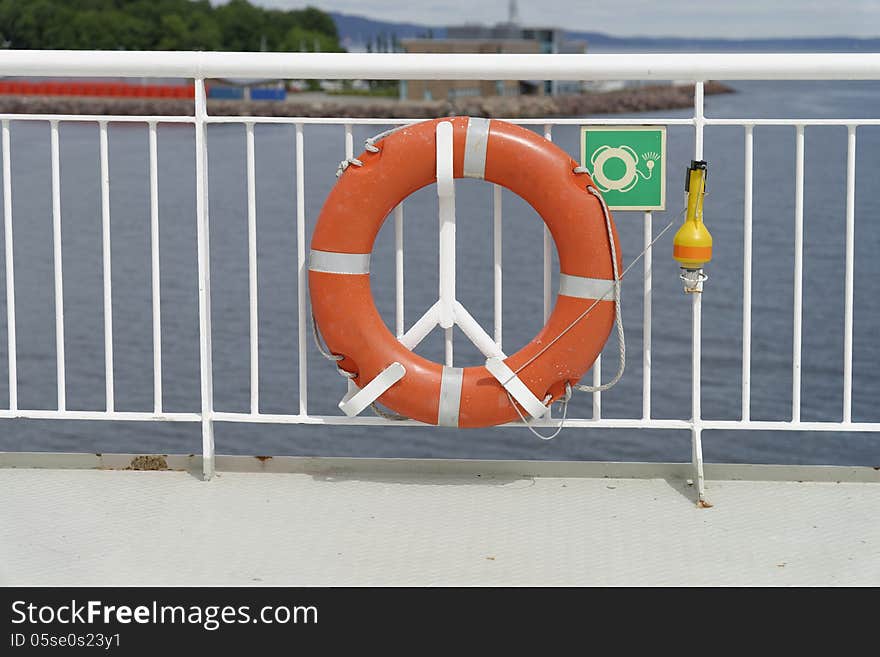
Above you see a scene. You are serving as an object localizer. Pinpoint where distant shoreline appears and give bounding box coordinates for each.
[0,82,733,119]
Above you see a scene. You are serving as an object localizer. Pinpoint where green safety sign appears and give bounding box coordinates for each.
[580,126,666,211]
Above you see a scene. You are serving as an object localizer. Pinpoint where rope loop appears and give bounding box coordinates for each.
[335,157,363,179]
[311,313,357,381]
[336,125,409,178]
[363,125,407,155]
[508,382,572,441]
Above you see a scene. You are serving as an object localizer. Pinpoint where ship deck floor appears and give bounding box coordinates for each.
[2,454,878,586]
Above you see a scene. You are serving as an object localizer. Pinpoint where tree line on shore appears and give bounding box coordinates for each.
[0,0,343,52]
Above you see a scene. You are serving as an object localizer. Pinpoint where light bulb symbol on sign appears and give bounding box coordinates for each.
[590,146,660,193]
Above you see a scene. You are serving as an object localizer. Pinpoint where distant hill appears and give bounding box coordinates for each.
[331,11,880,53]
[331,12,445,50]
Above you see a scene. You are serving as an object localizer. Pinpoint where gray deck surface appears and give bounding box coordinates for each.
[2,455,878,586]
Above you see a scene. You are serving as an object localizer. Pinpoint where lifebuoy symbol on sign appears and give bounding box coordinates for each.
[590,145,658,193]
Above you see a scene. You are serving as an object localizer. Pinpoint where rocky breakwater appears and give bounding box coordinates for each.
[0,82,732,119]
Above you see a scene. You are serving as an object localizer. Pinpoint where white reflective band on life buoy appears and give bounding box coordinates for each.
[463,117,491,179]
[437,366,464,427]
[559,273,614,301]
[309,249,371,275]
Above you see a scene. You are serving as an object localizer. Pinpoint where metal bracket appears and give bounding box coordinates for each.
[485,357,548,420]
[395,120,506,364]
[338,362,406,417]
[681,268,708,294]
[437,121,456,331]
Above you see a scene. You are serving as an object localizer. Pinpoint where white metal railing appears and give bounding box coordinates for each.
[0,52,878,502]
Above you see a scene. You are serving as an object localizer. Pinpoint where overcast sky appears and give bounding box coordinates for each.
[240,0,880,38]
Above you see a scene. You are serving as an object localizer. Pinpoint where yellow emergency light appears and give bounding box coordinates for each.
[673,160,712,270]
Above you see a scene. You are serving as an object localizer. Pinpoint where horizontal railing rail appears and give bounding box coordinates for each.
[0,52,877,504]
[0,51,879,80]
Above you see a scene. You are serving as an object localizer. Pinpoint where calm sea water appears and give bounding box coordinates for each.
[0,79,878,465]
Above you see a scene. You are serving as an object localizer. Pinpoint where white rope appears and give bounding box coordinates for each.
[575,185,625,392]
[311,312,356,379]
[364,125,407,152]
[336,124,409,178]
[504,186,682,440]
[370,401,408,421]
[507,384,571,441]
[311,312,342,362]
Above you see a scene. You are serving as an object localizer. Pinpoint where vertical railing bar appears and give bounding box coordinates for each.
[436,121,455,368]
[691,285,704,498]
[694,82,705,158]
[394,203,404,338]
[691,80,706,503]
[342,124,358,394]
[246,121,259,415]
[742,125,754,422]
[547,118,595,416]
[792,124,804,423]
[148,121,162,414]
[642,210,652,420]
[296,122,308,415]
[98,121,114,412]
[50,120,66,411]
[2,120,16,411]
[843,125,856,423]
[344,123,354,160]
[542,124,553,323]
[444,328,453,366]
[493,183,502,348]
[194,79,215,479]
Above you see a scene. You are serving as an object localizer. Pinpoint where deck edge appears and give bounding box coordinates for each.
[1,451,878,483]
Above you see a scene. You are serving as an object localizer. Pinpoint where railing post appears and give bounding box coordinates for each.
[493,184,502,349]
[148,121,163,414]
[98,121,114,413]
[246,122,259,416]
[341,125,357,397]
[542,124,553,323]
[792,124,805,423]
[542,124,554,419]
[642,210,652,420]
[843,126,856,423]
[742,125,754,422]
[691,81,707,506]
[194,78,215,480]
[395,203,405,339]
[2,119,17,412]
[296,123,308,416]
[437,121,456,367]
[50,120,66,412]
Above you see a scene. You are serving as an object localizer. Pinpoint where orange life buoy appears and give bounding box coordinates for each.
[309,117,620,428]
